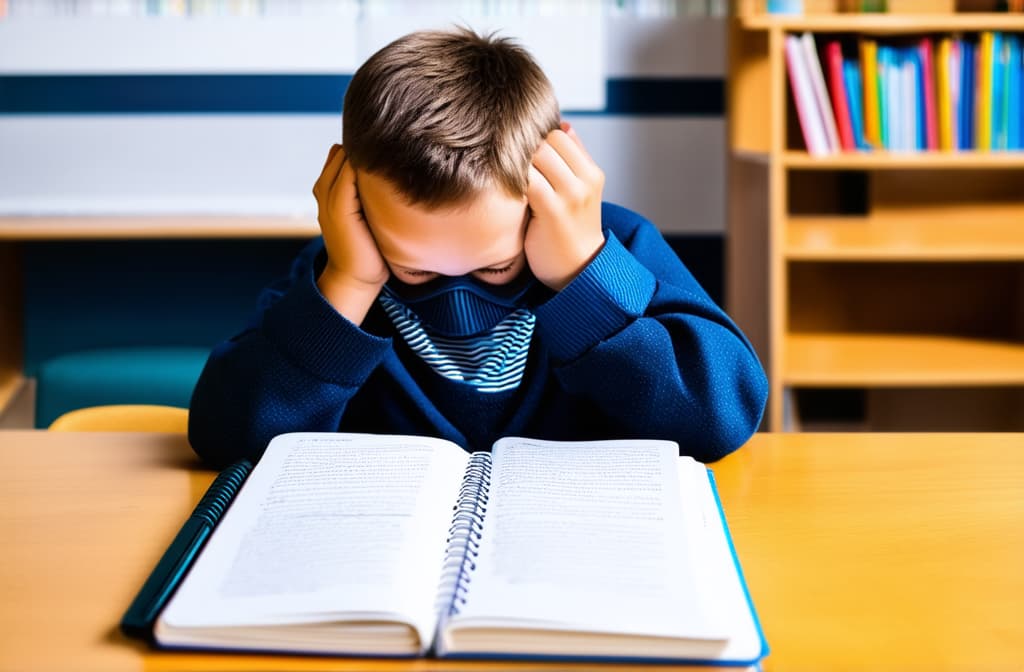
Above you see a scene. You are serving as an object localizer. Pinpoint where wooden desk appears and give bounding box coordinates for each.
[1,431,1022,672]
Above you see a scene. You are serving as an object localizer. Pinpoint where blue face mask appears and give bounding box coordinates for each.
[384,269,538,338]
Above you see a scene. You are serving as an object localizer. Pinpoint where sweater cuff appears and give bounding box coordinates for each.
[262,267,391,386]
[534,231,656,363]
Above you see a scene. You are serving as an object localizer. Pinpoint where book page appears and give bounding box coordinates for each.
[449,438,729,641]
[160,433,468,640]
[683,459,766,662]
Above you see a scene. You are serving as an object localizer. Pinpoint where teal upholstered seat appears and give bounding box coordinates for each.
[35,346,209,428]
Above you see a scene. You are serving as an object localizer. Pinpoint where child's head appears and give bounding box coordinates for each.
[342,27,561,208]
[341,28,561,286]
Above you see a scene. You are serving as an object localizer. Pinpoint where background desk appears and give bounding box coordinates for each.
[1,431,1022,672]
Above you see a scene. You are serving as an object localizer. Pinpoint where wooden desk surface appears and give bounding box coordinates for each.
[1,431,1022,672]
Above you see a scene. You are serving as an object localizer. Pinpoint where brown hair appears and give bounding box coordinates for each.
[342,27,561,208]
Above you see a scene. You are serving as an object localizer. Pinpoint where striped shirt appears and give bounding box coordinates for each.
[379,288,535,393]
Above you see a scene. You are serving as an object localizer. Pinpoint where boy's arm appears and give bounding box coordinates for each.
[188,239,392,468]
[533,206,768,463]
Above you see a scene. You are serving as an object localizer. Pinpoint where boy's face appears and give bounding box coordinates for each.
[356,171,530,286]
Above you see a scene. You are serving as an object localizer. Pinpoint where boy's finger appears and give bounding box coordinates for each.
[319,144,343,175]
[547,130,597,183]
[334,159,364,219]
[316,145,347,197]
[526,164,557,214]
[532,140,579,196]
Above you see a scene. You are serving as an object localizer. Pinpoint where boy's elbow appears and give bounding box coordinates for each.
[695,362,768,463]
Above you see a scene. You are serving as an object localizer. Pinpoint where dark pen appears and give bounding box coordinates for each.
[120,459,253,641]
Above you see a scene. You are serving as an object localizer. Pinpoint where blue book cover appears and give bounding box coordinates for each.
[878,45,890,149]
[912,47,925,150]
[895,47,908,151]
[844,59,871,150]
[1011,34,1019,150]
[992,32,1005,150]
[1015,36,1024,150]
[767,0,803,14]
[960,39,975,151]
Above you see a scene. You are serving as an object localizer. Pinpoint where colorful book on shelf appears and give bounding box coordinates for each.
[998,32,1017,150]
[950,38,961,150]
[785,34,830,155]
[919,38,939,151]
[937,37,954,150]
[860,37,882,148]
[767,0,804,13]
[960,38,975,150]
[825,40,856,151]
[906,49,917,150]
[908,47,922,150]
[993,32,1007,150]
[977,31,993,151]
[1009,34,1022,150]
[120,433,769,665]
[843,59,871,150]
[801,32,842,153]
[877,44,892,149]
[937,36,954,151]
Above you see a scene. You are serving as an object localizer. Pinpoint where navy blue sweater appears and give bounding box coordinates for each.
[189,203,767,467]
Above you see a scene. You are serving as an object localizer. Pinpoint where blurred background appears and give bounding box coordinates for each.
[0,0,731,428]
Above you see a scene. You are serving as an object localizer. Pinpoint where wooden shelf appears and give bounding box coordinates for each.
[729,7,1024,430]
[786,216,1024,260]
[0,371,24,413]
[740,12,1024,33]
[785,333,1024,387]
[0,216,319,240]
[781,151,1024,169]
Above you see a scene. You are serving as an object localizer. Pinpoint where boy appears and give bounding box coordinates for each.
[189,28,767,467]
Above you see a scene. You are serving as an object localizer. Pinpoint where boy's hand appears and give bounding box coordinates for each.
[525,123,606,291]
[313,144,390,324]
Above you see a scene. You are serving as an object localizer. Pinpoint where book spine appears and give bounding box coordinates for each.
[861,37,881,148]
[785,34,829,156]
[960,39,975,150]
[802,32,842,153]
[1010,35,1022,150]
[920,38,939,151]
[938,37,953,151]
[435,452,492,619]
[843,59,869,150]
[878,45,890,149]
[999,32,1012,150]
[993,32,1006,150]
[826,40,856,151]
[978,31,993,151]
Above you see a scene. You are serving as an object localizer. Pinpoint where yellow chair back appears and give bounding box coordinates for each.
[48,404,189,433]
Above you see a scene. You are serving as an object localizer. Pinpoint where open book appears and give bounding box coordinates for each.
[152,434,767,665]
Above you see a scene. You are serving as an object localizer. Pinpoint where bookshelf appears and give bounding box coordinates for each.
[727,0,1024,430]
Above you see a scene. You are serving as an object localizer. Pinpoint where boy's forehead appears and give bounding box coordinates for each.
[357,171,527,268]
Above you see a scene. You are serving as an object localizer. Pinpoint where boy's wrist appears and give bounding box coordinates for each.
[316,266,384,325]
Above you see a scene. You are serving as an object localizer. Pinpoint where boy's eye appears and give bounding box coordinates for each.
[476,263,516,275]
[403,270,437,278]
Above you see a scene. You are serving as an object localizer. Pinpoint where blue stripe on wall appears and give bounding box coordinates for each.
[600,78,724,117]
[0,75,353,114]
[0,75,723,116]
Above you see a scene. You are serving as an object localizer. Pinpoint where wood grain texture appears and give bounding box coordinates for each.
[2,431,1023,671]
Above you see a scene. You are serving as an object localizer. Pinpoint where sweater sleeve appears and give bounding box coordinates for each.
[533,206,768,463]
[188,239,393,468]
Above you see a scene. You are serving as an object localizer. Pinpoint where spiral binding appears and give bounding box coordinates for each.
[435,452,492,618]
[192,459,253,527]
